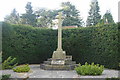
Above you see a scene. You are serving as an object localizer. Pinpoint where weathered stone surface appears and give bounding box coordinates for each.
[52,51,66,60]
[40,64,77,70]
[40,57,77,70]
[66,56,72,60]
[65,60,76,65]
[44,61,51,65]
[51,60,65,65]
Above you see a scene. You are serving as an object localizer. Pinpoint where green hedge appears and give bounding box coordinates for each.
[2,22,120,69]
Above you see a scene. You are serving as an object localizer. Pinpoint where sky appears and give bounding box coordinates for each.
[0,0,119,22]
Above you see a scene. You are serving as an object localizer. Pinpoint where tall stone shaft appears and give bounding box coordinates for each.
[57,12,62,51]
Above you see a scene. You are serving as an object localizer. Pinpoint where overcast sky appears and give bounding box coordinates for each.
[0,0,119,22]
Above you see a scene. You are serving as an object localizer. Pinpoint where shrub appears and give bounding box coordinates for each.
[13,64,30,72]
[0,52,2,63]
[2,56,18,69]
[1,74,11,80]
[75,62,104,75]
[0,52,2,70]
[106,78,120,80]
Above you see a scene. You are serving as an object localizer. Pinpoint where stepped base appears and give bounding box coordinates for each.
[40,64,77,70]
[40,55,77,70]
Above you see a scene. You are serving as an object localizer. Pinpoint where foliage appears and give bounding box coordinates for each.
[21,2,36,26]
[2,22,119,70]
[86,0,101,26]
[103,10,114,24]
[2,56,18,69]
[4,2,84,27]
[118,23,120,64]
[35,1,84,27]
[4,8,20,24]
[61,2,84,27]
[35,9,58,27]
[0,54,1,62]
[1,74,11,80]
[75,62,104,75]
[0,52,2,70]
[13,64,30,72]
[106,78,120,80]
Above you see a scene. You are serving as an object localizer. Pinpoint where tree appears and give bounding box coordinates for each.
[21,2,36,26]
[86,0,101,26]
[103,10,114,24]
[4,8,20,24]
[61,2,84,27]
[35,8,59,27]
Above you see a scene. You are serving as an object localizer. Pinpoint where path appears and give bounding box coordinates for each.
[1,64,119,79]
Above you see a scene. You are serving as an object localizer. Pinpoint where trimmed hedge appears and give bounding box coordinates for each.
[2,23,57,64]
[2,22,120,69]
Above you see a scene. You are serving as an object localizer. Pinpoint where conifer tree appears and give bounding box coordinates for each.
[61,2,84,27]
[103,10,114,23]
[21,2,36,26]
[4,8,20,24]
[86,0,101,26]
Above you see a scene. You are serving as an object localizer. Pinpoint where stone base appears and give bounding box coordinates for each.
[52,50,66,59]
[40,64,77,70]
[40,55,78,70]
[51,59,65,65]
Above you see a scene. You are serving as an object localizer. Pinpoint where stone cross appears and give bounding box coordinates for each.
[51,12,66,60]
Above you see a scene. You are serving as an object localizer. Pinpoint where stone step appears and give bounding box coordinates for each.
[47,58,52,61]
[43,61,51,64]
[40,64,77,70]
[65,61,76,65]
[66,55,72,60]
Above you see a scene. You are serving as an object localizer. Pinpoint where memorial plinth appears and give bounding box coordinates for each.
[40,12,77,70]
